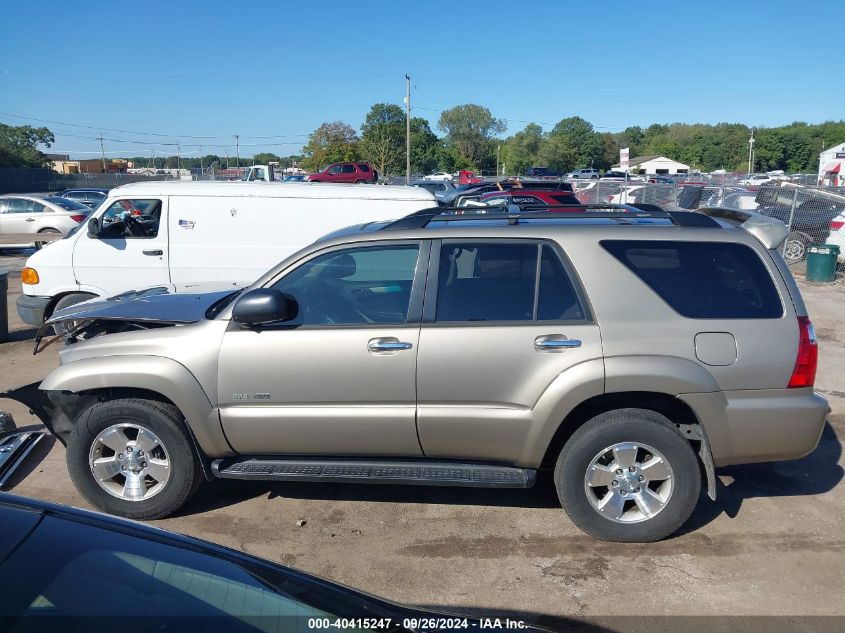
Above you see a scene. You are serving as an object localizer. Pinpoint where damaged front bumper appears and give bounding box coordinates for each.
[0,381,96,447]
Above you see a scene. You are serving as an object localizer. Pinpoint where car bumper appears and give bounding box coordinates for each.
[680,389,829,467]
[16,294,51,326]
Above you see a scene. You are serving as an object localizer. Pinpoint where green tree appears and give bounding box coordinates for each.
[501,123,544,176]
[301,122,359,171]
[0,124,55,167]
[252,152,282,165]
[360,103,405,177]
[437,104,505,170]
[409,117,439,175]
[545,116,604,171]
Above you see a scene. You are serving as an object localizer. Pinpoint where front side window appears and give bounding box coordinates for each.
[435,242,585,322]
[271,245,419,326]
[97,199,162,239]
[327,165,342,174]
[601,240,783,318]
[6,198,41,213]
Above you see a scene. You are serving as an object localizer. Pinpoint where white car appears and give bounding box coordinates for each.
[739,174,773,187]
[828,211,845,262]
[423,172,453,181]
[0,195,91,249]
[566,168,600,180]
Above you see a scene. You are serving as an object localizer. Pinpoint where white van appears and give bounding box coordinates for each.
[16,181,436,325]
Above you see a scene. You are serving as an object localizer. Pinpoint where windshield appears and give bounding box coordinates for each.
[46,197,90,211]
[206,289,244,319]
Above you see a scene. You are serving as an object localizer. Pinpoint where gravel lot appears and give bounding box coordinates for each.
[1,249,843,626]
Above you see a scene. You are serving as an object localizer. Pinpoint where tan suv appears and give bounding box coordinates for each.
[7,206,828,542]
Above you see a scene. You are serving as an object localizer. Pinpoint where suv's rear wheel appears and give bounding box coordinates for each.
[67,398,203,520]
[554,409,700,542]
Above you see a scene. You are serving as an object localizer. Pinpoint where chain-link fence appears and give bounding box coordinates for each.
[0,168,177,194]
[570,179,845,269]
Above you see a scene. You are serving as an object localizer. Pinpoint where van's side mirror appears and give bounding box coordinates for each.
[87,217,100,238]
[232,288,298,326]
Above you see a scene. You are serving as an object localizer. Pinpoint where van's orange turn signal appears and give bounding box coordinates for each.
[21,268,39,285]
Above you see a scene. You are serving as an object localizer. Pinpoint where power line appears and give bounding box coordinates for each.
[0,111,310,140]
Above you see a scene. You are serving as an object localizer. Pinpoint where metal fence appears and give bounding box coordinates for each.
[0,168,176,194]
[571,179,845,269]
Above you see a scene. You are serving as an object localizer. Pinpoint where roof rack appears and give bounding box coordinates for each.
[381,203,722,231]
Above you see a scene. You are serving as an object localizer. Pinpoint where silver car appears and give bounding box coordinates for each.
[6,206,828,542]
[0,195,91,249]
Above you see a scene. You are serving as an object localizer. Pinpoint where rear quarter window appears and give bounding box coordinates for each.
[601,240,783,318]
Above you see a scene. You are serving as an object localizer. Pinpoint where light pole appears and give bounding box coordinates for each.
[496,144,500,177]
[405,74,411,184]
[747,128,755,174]
[234,135,240,169]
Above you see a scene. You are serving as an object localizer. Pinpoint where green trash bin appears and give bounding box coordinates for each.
[0,269,7,343]
[805,244,840,283]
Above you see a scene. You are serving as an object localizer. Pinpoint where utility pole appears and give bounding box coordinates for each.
[98,132,107,173]
[405,74,411,184]
[176,139,181,171]
[496,144,500,177]
[199,146,204,179]
[234,135,240,169]
[150,149,155,169]
[747,128,755,174]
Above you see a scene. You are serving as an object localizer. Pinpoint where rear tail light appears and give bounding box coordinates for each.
[830,220,844,231]
[70,214,87,223]
[788,316,818,388]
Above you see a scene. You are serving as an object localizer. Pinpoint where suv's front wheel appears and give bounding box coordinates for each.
[555,409,701,542]
[67,398,203,520]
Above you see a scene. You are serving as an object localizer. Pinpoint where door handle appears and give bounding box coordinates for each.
[535,335,582,351]
[368,338,413,353]
[143,249,163,256]
[25,218,36,222]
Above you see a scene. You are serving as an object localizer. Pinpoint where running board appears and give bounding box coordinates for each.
[212,458,536,488]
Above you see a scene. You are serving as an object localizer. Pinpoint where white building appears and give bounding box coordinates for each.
[818,142,845,187]
[611,155,690,175]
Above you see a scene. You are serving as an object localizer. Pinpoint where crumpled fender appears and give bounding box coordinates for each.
[38,355,233,457]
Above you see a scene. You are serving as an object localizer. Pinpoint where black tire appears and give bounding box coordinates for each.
[35,228,61,249]
[783,231,811,263]
[66,398,203,520]
[50,292,97,338]
[354,179,366,184]
[554,409,700,542]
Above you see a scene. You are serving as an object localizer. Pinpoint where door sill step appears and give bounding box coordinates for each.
[212,458,535,488]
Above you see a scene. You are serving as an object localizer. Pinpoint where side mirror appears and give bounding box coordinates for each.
[232,288,298,326]
[87,217,100,238]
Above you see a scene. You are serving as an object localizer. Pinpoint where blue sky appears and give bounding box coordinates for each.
[1,0,840,158]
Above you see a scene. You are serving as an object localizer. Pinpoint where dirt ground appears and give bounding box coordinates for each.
[2,251,844,625]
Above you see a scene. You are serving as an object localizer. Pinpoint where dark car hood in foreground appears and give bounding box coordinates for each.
[45,283,244,326]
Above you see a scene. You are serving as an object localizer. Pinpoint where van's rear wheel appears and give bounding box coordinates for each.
[555,409,700,542]
[66,398,203,520]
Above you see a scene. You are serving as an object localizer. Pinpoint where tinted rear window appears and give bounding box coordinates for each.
[357,164,370,172]
[601,240,783,318]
